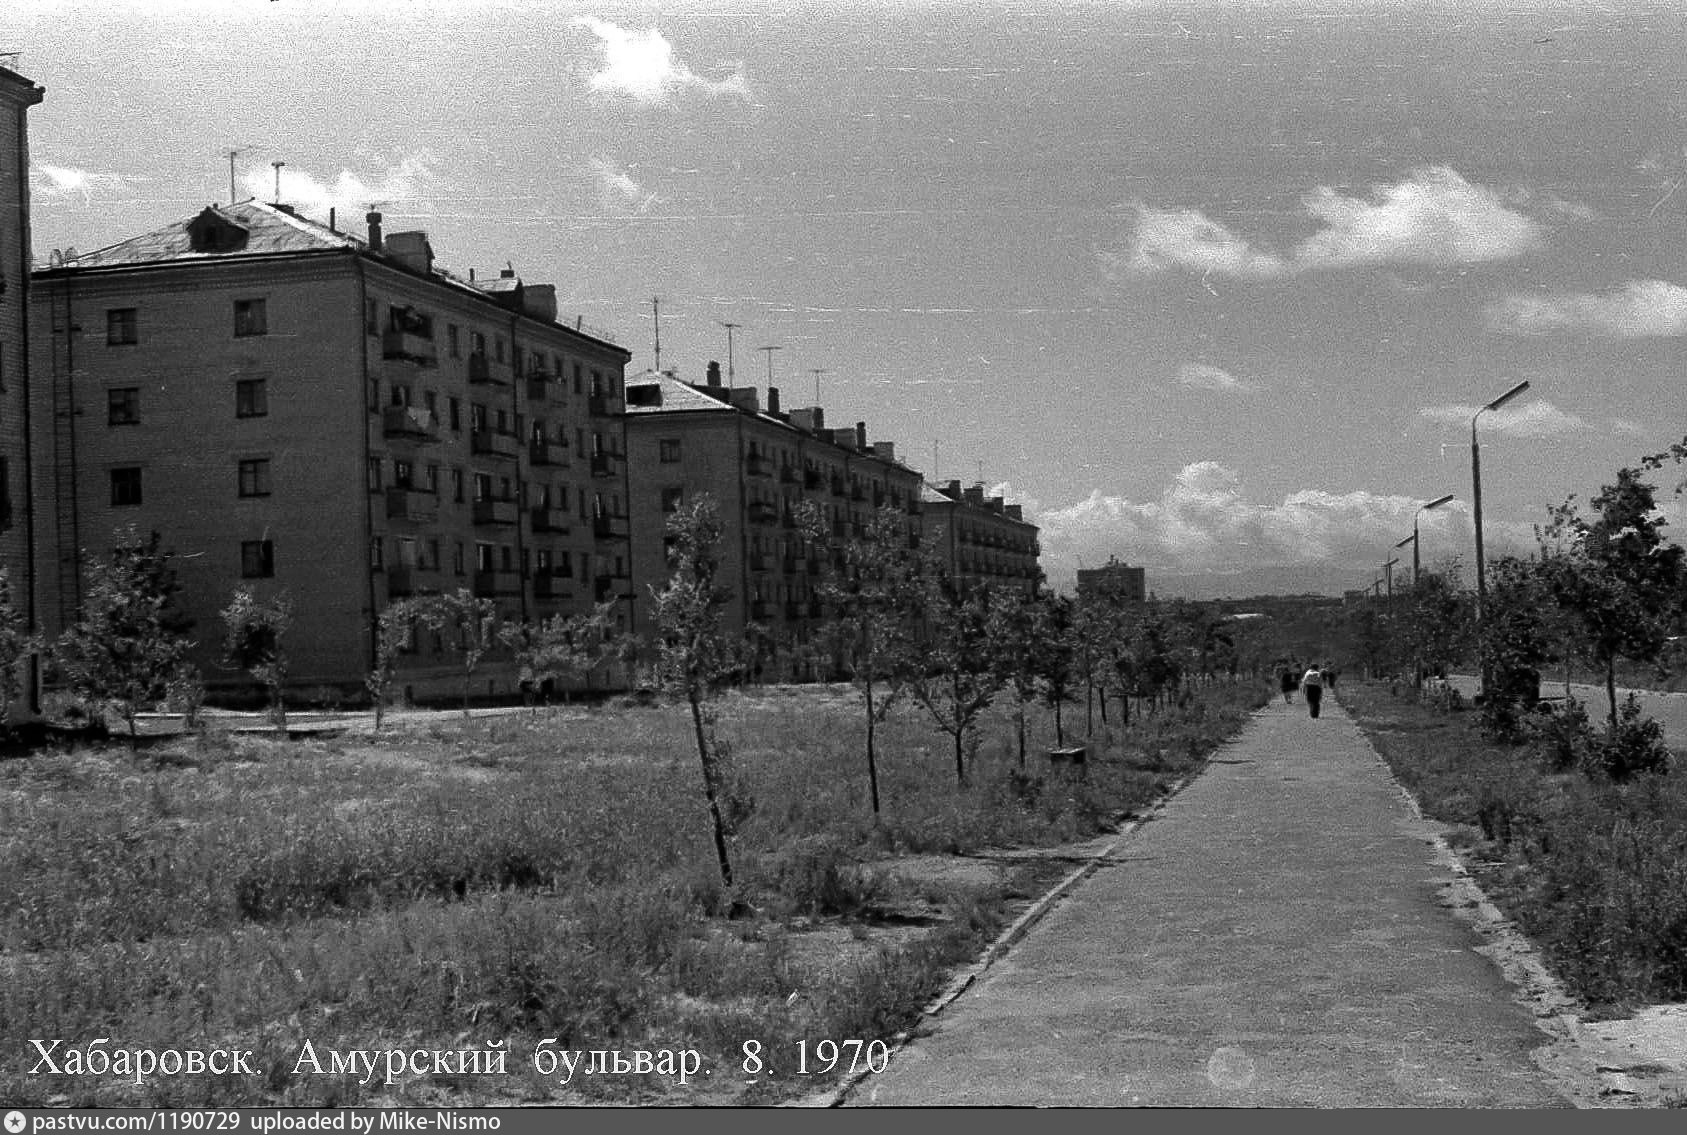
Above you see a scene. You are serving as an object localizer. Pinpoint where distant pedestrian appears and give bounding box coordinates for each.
[1280,668,1297,705]
[1302,663,1325,719]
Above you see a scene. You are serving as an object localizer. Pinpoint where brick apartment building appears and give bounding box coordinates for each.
[624,364,925,651]
[0,65,44,714]
[919,480,1042,595]
[30,200,632,699]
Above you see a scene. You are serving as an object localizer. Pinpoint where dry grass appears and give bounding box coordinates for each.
[0,679,1265,1106]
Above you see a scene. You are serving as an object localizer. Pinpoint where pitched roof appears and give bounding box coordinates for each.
[624,370,740,415]
[60,199,359,270]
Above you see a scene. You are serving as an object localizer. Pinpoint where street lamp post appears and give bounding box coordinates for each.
[1408,493,1456,586]
[1383,556,1399,601]
[1472,378,1531,699]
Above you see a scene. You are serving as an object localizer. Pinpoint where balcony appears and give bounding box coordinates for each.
[908,499,924,515]
[748,501,778,527]
[529,440,559,466]
[746,455,772,478]
[850,484,866,502]
[590,452,619,478]
[779,465,799,484]
[472,569,522,597]
[385,487,439,524]
[592,513,629,540]
[534,574,572,600]
[531,507,571,534]
[748,554,771,573]
[526,375,552,402]
[593,574,621,603]
[587,394,617,416]
[386,567,417,596]
[382,328,438,367]
[470,429,522,461]
[804,469,824,490]
[749,600,772,621]
[472,499,520,527]
[830,476,847,497]
[467,353,508,386]
[382,404,439,442]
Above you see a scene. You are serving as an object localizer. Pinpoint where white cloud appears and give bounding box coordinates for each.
[1176,363,1256,392]
[1008,462,1471,590]
[573,16,749,105]
[1484,280,1687,338]
[30,163,130,202]
[1119,166,1541,281]
[1418,399,1590,438]
[1612,418,1646,437]
[241,152,441,217]
[590,158,661,214]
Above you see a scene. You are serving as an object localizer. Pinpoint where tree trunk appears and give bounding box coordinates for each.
[1016,701,1027,768]
[1054,695,1064,745]
[272,683,287,735]
[864,676,881,815]
[953,724,966,787]
[688,689,734,888]
[1606,658,1619,736]
[462,666,472,720]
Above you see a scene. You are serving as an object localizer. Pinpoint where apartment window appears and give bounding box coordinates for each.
[494,337,506,363]
[494,408,509,434]
[425,464,440,494]
[109,466,142,506]
[235,379,268,418]
[500,545,513,571]
[476,542,495,572]
[471,404,488,433]
[452,467,465,503]
[448,397,461,431]
[105,307,138,346]
[237,458,271,498]
[391,384,411,407]
[233,298,268,337]
[108,387,140,426]
[556,485,569,510]
[365,299,379,335]
[0,458,10,531]
[473,472,493,502]
[659,438,681,463]
[471,330,486,356]
[393,459,413,489]
[661,487,683,513]
[447,324,460,358]
[498,475,512,501]
[426,538,440,571]
[367,457,382,492]
[453,541,466,576]
[423,390,438,417]
[241,539,275,579]
[370,537,384,571]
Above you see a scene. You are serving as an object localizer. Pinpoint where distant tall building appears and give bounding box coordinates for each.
[31,200,631,698]
[1076,556,1145,603]
[0,64,44,714]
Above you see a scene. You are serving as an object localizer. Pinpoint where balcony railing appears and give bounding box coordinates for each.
[529,440,558,466]
[472,569,521,597]
[382,328,438,367]
[804,469,824,490]
[748,502,779,526]
[592,514,629,540]
[593,574,621,603]
[472,499,520,527]
[748,554,770,573]
[385,487,439,524]
[386,567,416,596]
[779,465,800,484]
[467,353,508,386]
[470,429,522,461]
[587,394,616,416]
[381,404,439,442]
[533,574,572,600]
[830,476,847,497]
[526,375,552,402]
[746,456,772,478]
[590,452,619,478]
[531,507,570,534]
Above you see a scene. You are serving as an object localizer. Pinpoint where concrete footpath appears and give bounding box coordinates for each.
[843,695,1573,1107]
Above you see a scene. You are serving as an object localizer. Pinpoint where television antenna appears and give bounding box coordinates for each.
[719,322,742,388]
[757,345,782,387]
[271,160,285,204]
[809,368,828,405]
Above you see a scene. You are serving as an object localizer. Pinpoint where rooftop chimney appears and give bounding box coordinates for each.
[727,387,760,412]
[521,283,558,323]
[788,407,822,433]
[872,441,894,463]
[946,479,962,498]
[1006,504,1023,521]
[767,386,781,415]
[385,231,434,276]
[856,421,867,450]
[365,211,383,253]
[706,361,722,387]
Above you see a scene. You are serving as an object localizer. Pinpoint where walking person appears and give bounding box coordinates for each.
[1301,662,1324,719]
[1279,667,1297,705]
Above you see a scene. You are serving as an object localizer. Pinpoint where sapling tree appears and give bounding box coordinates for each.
[497,602,618,713]
[416,588,500,719]
[367,597,425,730]
[801,501,923,814]
[53,529,195,747]
[221,587,293,733]
[987,587,1043,767]
[650,494,745,889]
[910,576,1006,787]
[0,567,36,729]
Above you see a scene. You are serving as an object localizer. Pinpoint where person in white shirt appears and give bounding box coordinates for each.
[1301,663,1325,719]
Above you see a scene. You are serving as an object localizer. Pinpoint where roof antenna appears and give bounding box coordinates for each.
[650,297,663,373]
[226,148,242,206]
[271,160,285,205]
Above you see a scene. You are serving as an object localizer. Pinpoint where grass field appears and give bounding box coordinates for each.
[1,679,1267,1106]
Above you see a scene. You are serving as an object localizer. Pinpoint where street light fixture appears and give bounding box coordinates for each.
[1472,378,1531,699]
[1383,556,1400,601]
[1407,494,1456,586]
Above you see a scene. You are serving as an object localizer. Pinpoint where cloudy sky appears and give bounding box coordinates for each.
[9,0,1685,596]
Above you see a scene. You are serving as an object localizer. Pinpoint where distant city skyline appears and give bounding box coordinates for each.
[9,0,1685,597]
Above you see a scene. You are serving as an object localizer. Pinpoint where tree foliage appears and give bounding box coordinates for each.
[221,587,293,732]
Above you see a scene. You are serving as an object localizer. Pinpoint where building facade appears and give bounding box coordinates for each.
[1075,556,1146,603]
[31,200,631,699]
[919,480,1041,595]
[0,65,44,714]
[624,364,924,657]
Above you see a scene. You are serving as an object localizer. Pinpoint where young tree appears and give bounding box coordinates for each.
[987,587,1044,767]
[367,597,425,730]
[1397,563,1473,693]
[910,577,1006,787]
[802,502,923,815]
[416,588,500,719]
[1478,554,1566,737]
[1541,467,1687,732]
[221,587,293,733]
[1036,592,1080,746]
[53,529,195,747]
[650,494,745,889]
[497,602,618,713]
[0,568,37,729]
